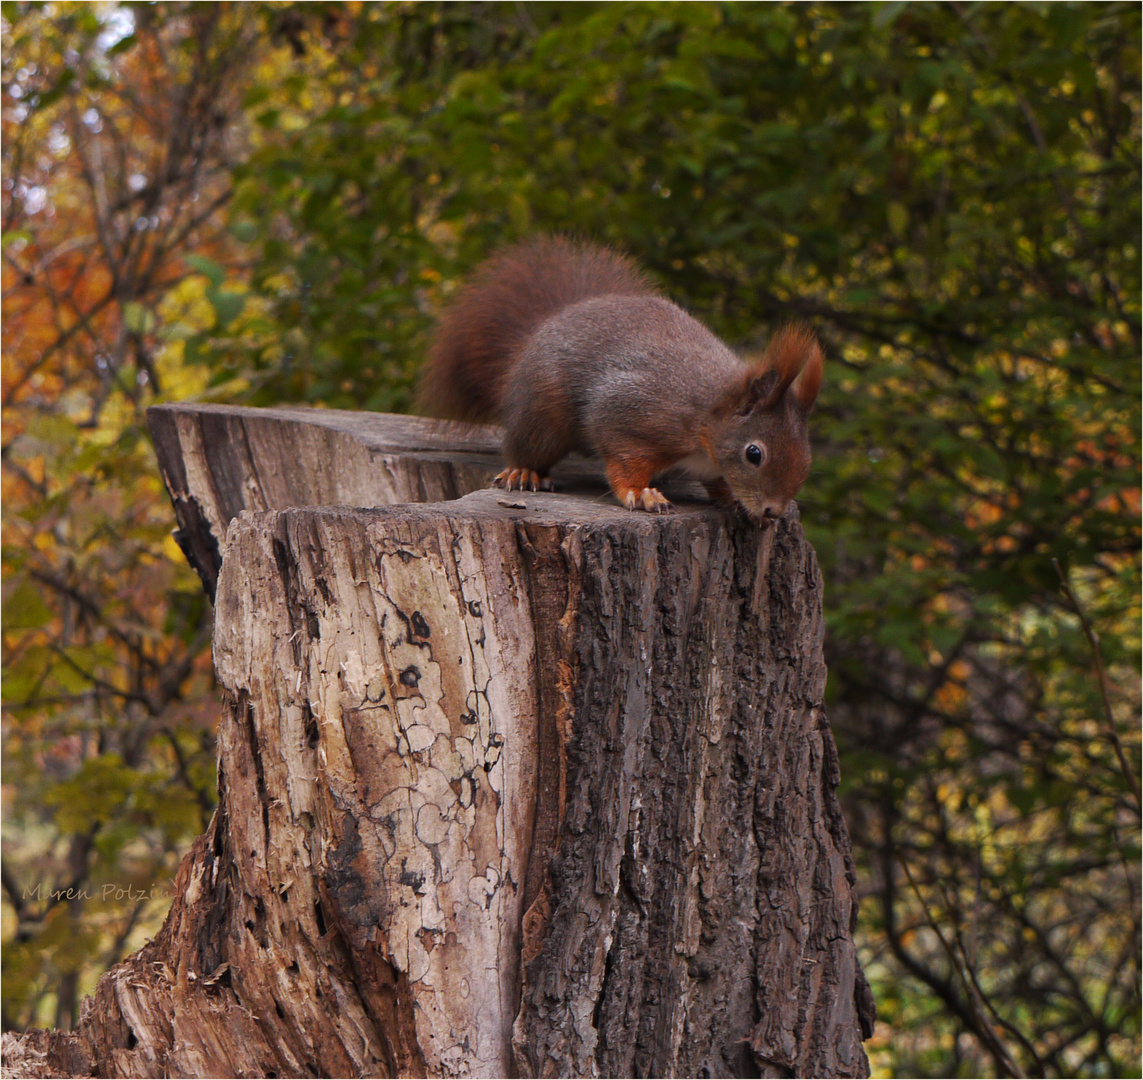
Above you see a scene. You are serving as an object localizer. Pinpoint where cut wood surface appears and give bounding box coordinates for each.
[3,406,874,1079]
[146,404,603,598]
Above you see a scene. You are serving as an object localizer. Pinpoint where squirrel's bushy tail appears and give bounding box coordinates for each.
[418,235,654,422]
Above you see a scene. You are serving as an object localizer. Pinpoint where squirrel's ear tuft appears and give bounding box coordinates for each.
[791,338,823,411]
[761,324,823,412]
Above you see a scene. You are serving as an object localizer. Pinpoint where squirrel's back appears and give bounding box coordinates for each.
[419,236,655,422]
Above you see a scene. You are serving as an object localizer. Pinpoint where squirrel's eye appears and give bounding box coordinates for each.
[745,443,766,467]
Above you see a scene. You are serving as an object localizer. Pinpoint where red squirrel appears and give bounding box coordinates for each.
[419,236,823,523]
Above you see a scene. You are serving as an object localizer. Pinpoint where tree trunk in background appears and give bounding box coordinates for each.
[1,407,874,1079]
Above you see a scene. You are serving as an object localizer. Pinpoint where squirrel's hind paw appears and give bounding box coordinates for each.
[492,467,553,493]
[623,487,672,514]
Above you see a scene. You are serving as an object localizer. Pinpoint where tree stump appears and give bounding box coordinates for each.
[2,406,874,1079]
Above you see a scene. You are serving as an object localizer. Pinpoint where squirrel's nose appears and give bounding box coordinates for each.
[759,500,791,522]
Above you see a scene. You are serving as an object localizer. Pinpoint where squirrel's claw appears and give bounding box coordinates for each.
[623,487,672,514]
[492,468,553,493]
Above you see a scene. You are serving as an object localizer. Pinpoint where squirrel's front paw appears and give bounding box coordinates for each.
[622,487,672,514]
[492,468,554,493]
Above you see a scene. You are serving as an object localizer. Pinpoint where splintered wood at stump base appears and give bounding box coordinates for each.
[2,406,873,1079]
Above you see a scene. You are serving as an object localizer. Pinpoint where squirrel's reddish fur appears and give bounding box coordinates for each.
[419,236,823,521]
[419,236,652,423]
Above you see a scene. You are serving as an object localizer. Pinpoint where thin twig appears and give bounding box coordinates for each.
[898,854,1025,1078]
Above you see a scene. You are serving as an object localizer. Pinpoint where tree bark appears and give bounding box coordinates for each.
[3,406,874,1079]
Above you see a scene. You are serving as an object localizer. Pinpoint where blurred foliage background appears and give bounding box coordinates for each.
[2,3,1139,1076]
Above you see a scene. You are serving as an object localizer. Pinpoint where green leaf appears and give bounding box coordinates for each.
[122,301,156,335]
[207,289,246,329]
[2,580,53,631]
[185,254,226,288]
